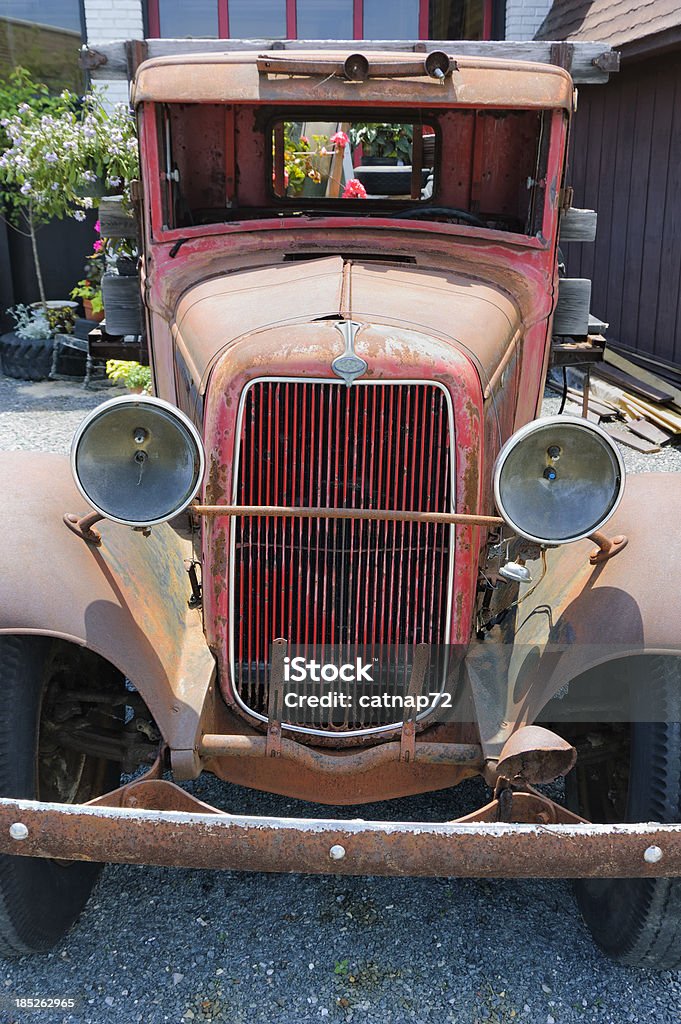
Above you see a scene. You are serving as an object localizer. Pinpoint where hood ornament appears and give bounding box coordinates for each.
[332,320,367,387]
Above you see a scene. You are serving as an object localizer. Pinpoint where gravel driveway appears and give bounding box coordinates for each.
[1,374,681,1024]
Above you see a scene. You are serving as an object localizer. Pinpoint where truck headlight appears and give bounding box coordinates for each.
[493,415,625,544]
[71,395,205,527]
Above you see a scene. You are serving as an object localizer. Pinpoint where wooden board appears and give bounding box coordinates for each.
[604,347,681,410]
[82,40,618,84]
[559,208,597,242]
[553,278,591,336]
[593,363,673,404]
[625,418,672,446]
[603,423,660,453]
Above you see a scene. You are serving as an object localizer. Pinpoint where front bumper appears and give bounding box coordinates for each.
[1,795,681,878]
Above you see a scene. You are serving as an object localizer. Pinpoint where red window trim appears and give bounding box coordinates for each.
[353,0,363,40]
[145,0,495,42]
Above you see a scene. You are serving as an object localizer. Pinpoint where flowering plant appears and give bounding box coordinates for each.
[0,84,138,307]
[106,359,151,392]
[342,178,368,199]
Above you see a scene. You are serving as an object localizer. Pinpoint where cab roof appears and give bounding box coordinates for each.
[131,50,573,109]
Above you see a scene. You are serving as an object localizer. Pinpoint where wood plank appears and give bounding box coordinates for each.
[606,70,638,347]
[639,60,675,364]
[603,423,661,453]
[559,208,597,242]
[604,346,681,409]
[653,60,681,367]
[81,40,616,84]
[553,278,591,336]
[98,196,138,239]
[592,363,673,405]
[625,418,672,445]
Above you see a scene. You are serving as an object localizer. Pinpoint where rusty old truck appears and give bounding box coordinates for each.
[1,41,681,968]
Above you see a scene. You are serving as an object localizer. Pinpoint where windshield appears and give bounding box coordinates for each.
[154,103,551,236]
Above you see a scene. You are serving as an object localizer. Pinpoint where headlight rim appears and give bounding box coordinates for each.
[70,394,205,527]
[493,414,626,545]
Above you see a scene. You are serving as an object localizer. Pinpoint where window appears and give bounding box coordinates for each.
[229,0,286,38]
[296,0,352,39]
[158,0,219,36]
[0,0,81,32]
[363,0,419,40]
[146,1,496,41]
[0,1,84,92]
[429,0,487,40]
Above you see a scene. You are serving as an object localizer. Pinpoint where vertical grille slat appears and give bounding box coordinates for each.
[232,380,454,733]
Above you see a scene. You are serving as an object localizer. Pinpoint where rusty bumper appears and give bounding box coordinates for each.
[1,796,680,878]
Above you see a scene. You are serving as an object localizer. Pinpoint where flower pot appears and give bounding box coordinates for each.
[83,298,105,323]
[101,272,143,336]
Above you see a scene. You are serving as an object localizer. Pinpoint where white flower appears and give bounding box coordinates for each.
[19,182,32,194]
[73,210,86,221]
[45,151,58,163]
[18,102,30,114]
[51,182,59,190]
[106,176,121,187]
[82,169,97,183]
[81,196,93,209]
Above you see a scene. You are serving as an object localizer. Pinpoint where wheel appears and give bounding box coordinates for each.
[0,636,122,955]
[568,657,681,968]
[0,332,54,381]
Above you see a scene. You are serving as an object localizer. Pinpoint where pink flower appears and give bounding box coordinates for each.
[93,239,103,252]
[94,219,101,234]
[330,130,349,149]
[342,178,368,199]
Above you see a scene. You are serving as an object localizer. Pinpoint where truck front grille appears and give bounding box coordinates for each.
[231,379,453,734]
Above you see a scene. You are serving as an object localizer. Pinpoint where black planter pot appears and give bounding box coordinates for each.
[101,272,143,336]
[0,332,53,381]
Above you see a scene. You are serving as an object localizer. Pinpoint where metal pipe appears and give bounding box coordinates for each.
[199,734,484,773]
[192,504,504,527]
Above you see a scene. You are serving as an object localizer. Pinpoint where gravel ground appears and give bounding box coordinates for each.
[1,373,681,1024]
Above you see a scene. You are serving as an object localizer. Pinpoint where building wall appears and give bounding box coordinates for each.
[565,51,681,366]
[505,0,552,41]
[83,0,144,106]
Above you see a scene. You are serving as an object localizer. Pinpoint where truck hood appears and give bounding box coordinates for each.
[173,256,520,393]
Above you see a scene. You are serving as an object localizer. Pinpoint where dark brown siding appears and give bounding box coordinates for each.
[565,52,681,367]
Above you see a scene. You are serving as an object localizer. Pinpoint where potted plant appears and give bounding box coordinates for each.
[70,279,104,322]
[348,122,413,164]
[105,359,151,393]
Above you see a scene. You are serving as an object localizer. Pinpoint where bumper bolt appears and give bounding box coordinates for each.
[644,845,663,864]
[329,844,346,861]
[9,822,28,841]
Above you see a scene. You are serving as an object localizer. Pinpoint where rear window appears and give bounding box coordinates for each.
[271,119,437,202]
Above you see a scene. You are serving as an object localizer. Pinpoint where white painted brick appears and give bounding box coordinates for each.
[505,0,552,40]
[84,0,143,43]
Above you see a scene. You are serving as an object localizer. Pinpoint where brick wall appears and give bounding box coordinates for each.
[505,0,553,41]
[83,0,144,106]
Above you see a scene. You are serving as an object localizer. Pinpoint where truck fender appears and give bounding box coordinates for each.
[0,452,214,777]
[468,473,681,756]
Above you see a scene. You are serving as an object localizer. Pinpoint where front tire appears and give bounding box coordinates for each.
[569,658,681,968]
[0,636,121,955]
